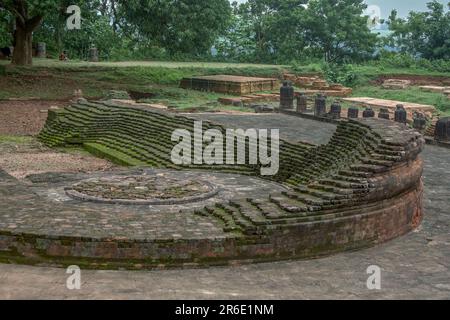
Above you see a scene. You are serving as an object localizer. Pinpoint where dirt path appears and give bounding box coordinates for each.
[374,75,450,86]
[0,139,115,179]
[0,100,69,135]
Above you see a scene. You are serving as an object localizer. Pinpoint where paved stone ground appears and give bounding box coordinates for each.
[187,113,336,145]
[0,145,448,300]
[0,169,286,240]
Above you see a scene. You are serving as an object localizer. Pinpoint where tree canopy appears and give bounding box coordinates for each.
[216,0,377,63]
[0,0,448,65]
[119,0,232,56]
[387,1,450,60]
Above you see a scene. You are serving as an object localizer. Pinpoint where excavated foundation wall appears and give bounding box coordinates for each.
[0,99,425,269]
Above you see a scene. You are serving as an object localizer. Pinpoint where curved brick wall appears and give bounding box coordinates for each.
[0,100,424,269]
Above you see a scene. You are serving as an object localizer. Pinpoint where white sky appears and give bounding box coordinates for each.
[230,0,449,18]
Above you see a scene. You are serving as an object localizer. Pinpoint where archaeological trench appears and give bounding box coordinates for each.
[0,99,425,269]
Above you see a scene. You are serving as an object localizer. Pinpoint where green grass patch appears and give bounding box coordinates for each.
[0,60,285,103]
[83,142,146,166]
[0,135,35,144]
[2,59,449,114]
[353,64,450,78]
[351,86,450,113]
[136,86,251,111]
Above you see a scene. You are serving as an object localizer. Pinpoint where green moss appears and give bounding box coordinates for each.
[0,135,35,144]
[84,142,147,166]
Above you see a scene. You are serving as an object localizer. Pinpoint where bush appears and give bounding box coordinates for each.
[322,63,358,87]
[373,51,450,73]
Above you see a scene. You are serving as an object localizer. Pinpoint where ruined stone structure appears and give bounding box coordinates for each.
[89,47,99,62]
[435,117,450,142]
[413,113,427,132]
[180,75,279,95]
[382,79,411,90]
[378,108,390,120]
[280,81,294,109]
[36,42,46,58]
[283,74,353,97]
[363,107,375,118]
[314,94,327,117]
[329,101,342,119]
[296,93,308,113]
[347,107,359,119]
[343,97,436,122]
[0,100,425,269]
[394,105,407,124]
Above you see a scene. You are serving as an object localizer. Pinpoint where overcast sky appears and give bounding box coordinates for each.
[231,0,449,18]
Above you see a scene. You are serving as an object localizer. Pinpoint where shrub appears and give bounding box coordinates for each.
[322,63,358,87]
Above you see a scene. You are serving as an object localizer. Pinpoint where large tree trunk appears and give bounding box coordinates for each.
[12,23,33,65]
[11,16,43,66]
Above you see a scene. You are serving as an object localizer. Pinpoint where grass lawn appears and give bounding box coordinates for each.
[1,58,449,113]
[0,135,35,144]
[351,86,450,114]
[0,59,287,111]
[0,59,285,69]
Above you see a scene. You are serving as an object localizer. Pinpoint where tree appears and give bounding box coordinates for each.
[34,0,120,60]
[215,0,274,62]
[0,0,57,65]
[118,0,232,56]
[0,9,13,46]
[387,1,450,60]
[217,0,377,64]
[302,0,378,63]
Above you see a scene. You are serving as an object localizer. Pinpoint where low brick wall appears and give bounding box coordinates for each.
[0,100,425,269]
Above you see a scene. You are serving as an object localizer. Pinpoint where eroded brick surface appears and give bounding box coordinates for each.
[0,101,425,269]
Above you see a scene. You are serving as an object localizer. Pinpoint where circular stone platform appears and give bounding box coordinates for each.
[0,101,426,270]
[65,173,219,205]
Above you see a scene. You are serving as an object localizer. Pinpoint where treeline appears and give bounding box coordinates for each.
[0,0,449,65]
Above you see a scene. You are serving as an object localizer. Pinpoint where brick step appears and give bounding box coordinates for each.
[270,194,313,212]
[361,157,394,167]
[91,138,169,167]
[92,136,174,166]
[196,207,244,234]
[84,142,148,166]
[369,153,402,162]
[293,185,350,201]
[229,199,273,226]
[339,170,372,178]
[283,189,332,206]
[318,178,369,190]
[350,164,388,174]
[306,183,358,195]
[218,203,261,233]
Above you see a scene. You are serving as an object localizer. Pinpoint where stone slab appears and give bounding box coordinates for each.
[180,75,279,95]
[343,97,436,119]
[419,85,450,93]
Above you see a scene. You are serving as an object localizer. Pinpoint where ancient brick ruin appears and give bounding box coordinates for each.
[180,75,279,95]
[0,100,425,269]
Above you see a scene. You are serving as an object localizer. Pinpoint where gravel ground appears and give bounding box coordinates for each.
[0,100,69,136]
[0,139,114,179]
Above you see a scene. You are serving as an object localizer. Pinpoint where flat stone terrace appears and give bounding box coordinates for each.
[180,75,279,95]
[186,113,337,145]
[0,169,286,240]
